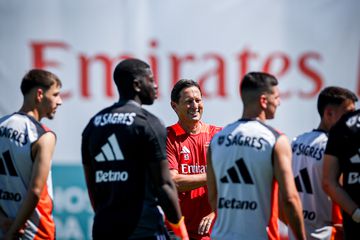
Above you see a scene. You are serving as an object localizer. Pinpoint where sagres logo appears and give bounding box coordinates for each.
[218,136,225,145]
[0,150,18,177]
[294,168,313,194]
[220,158,253,184]
[95,134,124,161]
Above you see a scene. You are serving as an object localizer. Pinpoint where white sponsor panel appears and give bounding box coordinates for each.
[0,0,359,166]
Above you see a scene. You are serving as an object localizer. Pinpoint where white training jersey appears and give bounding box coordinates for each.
[290,130,342,240]
[210,119,280,240]
[0,113,55,239]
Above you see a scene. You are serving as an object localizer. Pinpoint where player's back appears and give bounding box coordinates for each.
[0,113,55,239]
[210,119,280,240]
[327,110,360,208]
[325,109,360,238]
[82,101,167,238]
[290,130,342,239]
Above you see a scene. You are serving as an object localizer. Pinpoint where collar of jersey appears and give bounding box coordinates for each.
[115,100,141,108]
[172,121,207,136]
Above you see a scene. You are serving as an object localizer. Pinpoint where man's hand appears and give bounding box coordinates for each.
[1,216,26,240]
[198,211,215,235]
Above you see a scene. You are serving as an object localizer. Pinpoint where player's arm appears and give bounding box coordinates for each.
[149,160,181,222]
[81,137,95,210]
[148,159,188,239]
[274,135,306,240]
[5,132,55,239]
[166,138,207,192]
[170,170,207,192]
[206,145,217,211]
[278,192,288,225]
[195,146,217,235]
[0,206,13,234]
[322,154,359,217]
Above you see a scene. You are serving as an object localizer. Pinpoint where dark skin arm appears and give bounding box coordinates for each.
[322,154,358,216]
[81,138,96,210]
[149,160,182,224]
[82,164,95,210]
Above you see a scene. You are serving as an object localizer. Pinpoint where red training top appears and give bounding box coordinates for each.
[166,122,221,240]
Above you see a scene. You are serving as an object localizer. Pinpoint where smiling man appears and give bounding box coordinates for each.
[166,79,221,239]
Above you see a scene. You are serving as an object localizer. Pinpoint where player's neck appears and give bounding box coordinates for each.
[19,106,40,121]
[178,120,202,134]
[317,121,330,132]
[242,108,266,122]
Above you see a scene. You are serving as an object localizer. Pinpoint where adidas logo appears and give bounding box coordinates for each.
[0,150,18,177]
[95,134,124,161]
[220,158,254,184]
[350,149,360,163]
[350,155,360,163]
[294,168,313,194]
[180,146,190,154]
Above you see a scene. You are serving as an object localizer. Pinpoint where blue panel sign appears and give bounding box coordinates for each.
[52,165,93,240]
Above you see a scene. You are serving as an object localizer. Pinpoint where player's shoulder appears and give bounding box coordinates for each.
[82,107,108,136]
[166,123,176,132]
[166,123,183,138]
[210,120,239,140]
[16,112,51,134]
[208,124,222,134]
[199,122,222,136]
[249,119,282,139]
[337,109,360,129]
[140,107,161,123]
[292,129,326,142]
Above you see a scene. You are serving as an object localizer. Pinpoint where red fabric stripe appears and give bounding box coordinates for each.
[267,178,280,240]
[34,185,55,240]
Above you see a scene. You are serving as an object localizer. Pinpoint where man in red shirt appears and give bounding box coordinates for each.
[167,79,221,239]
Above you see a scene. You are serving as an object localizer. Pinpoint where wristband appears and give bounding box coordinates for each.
[352,208,360,223]
[168,216,189,240]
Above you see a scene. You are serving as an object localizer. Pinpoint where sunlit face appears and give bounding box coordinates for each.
[329,99,356,128]
[264,86,280,120]
[138,68,158,105]
[172,86,203,124]
[40,83,62,120]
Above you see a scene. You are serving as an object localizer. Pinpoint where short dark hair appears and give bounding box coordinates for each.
[171,79,202,103]
[317,86,358,117]
[20,69,62,95]
[113,58,150,97]
[240,72,278,103]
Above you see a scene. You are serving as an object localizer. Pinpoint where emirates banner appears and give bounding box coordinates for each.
[1,1,359,239]
[1,0,359,164]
